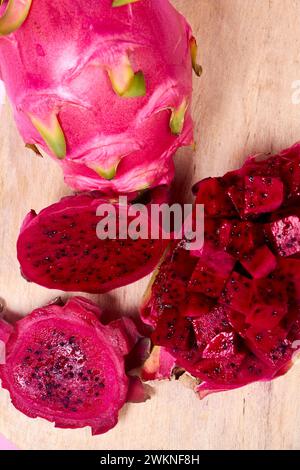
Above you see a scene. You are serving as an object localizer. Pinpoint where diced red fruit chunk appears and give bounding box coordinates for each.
[188,246,235,298]
[188,262,223,297]
[142,243,198,326]
[222,271,288,329]
[193,240,236,265]
[266,215,300,257]
[228,176,284,217]
[191,357,243,385]
[158,277,187,308]
[275,258,300,302]
[151,309,193,352]
[235,353,275,384]
[195,353,275,394]
[203,218,222,248]
[220,273,254,315]
[240,154,284,178]
[192,304,232,349]
[180,293,215,318]
[195,177,236,217]
[169,241,198,278]
[202,332,245,362]
[244,176,284,215]
[282,303,300,340]
[282,160,300,202]
[240,245,277,278]
[188,262,228,298]
[227,310,248,337]
[218,220,256,257]
[245,326,291,369]
[227,183,244,215]
[246,279,288,329]
[175,347,203,370]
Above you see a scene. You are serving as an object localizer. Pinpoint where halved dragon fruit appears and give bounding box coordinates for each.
[141,144,300,395]
[17,187,168,293]
[0,297,148,434]
[0,0,197,194]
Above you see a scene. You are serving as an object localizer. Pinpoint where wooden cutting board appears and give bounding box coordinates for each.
[1,0,300,450]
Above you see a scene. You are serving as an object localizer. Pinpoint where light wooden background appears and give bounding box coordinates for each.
[0,0,300,450]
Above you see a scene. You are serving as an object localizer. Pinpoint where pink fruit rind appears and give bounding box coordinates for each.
[126,375,151,403]
[0,0,195,194]
[0,297,147,435]
[141,144,300,395]
[17,188,169,294]
[0,318,13,345]
[141,346,176,381]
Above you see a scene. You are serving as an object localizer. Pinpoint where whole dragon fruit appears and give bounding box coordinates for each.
[0,0,197,194]
[17,186,168,293]
[0,296,149,434]
[141,143,300,396]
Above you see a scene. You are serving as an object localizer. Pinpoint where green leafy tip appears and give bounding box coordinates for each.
[190,36,202,77]
[122,71,146,98]
[108,56,146,98]
[112,0,140,7]
[0,0,32,36]
[29,112,67,160]
[169,99,188,136]
[94,165,117,181]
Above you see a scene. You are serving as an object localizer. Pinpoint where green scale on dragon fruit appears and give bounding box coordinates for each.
[141,143,300,396]
[0,0,201,194]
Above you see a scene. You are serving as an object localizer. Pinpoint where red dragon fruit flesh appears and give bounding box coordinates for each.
[0,0,198,194]
[141,143,300,395]
[17,187,168,293]
[0,297,149,434]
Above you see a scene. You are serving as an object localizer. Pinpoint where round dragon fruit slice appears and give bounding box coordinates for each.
[0,0,198,194]
[0,297,147,434]
[17,188,168,293]
[141,143,300,395]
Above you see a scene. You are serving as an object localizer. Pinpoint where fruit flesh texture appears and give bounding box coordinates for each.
[0,0,195,194]
[0,297,144,434]
[17,188,168,293]
[142,144,300,394]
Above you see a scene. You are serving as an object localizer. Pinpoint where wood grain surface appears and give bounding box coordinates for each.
[1,0,300,450]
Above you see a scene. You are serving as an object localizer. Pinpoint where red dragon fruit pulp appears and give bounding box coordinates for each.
[0,0,198,194]
[17,187,169,294]
[141,143,300,395]
[0,297,148,434]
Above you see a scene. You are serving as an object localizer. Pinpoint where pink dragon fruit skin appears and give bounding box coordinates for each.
[0,0,196,194]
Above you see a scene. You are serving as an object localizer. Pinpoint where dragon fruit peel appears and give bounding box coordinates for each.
[0,0,199,193]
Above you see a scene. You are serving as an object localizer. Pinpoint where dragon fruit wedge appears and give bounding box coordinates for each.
[141,143,300,396]
[17,187,168,293]
[0,0,198,194]
[0,296,149,434]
